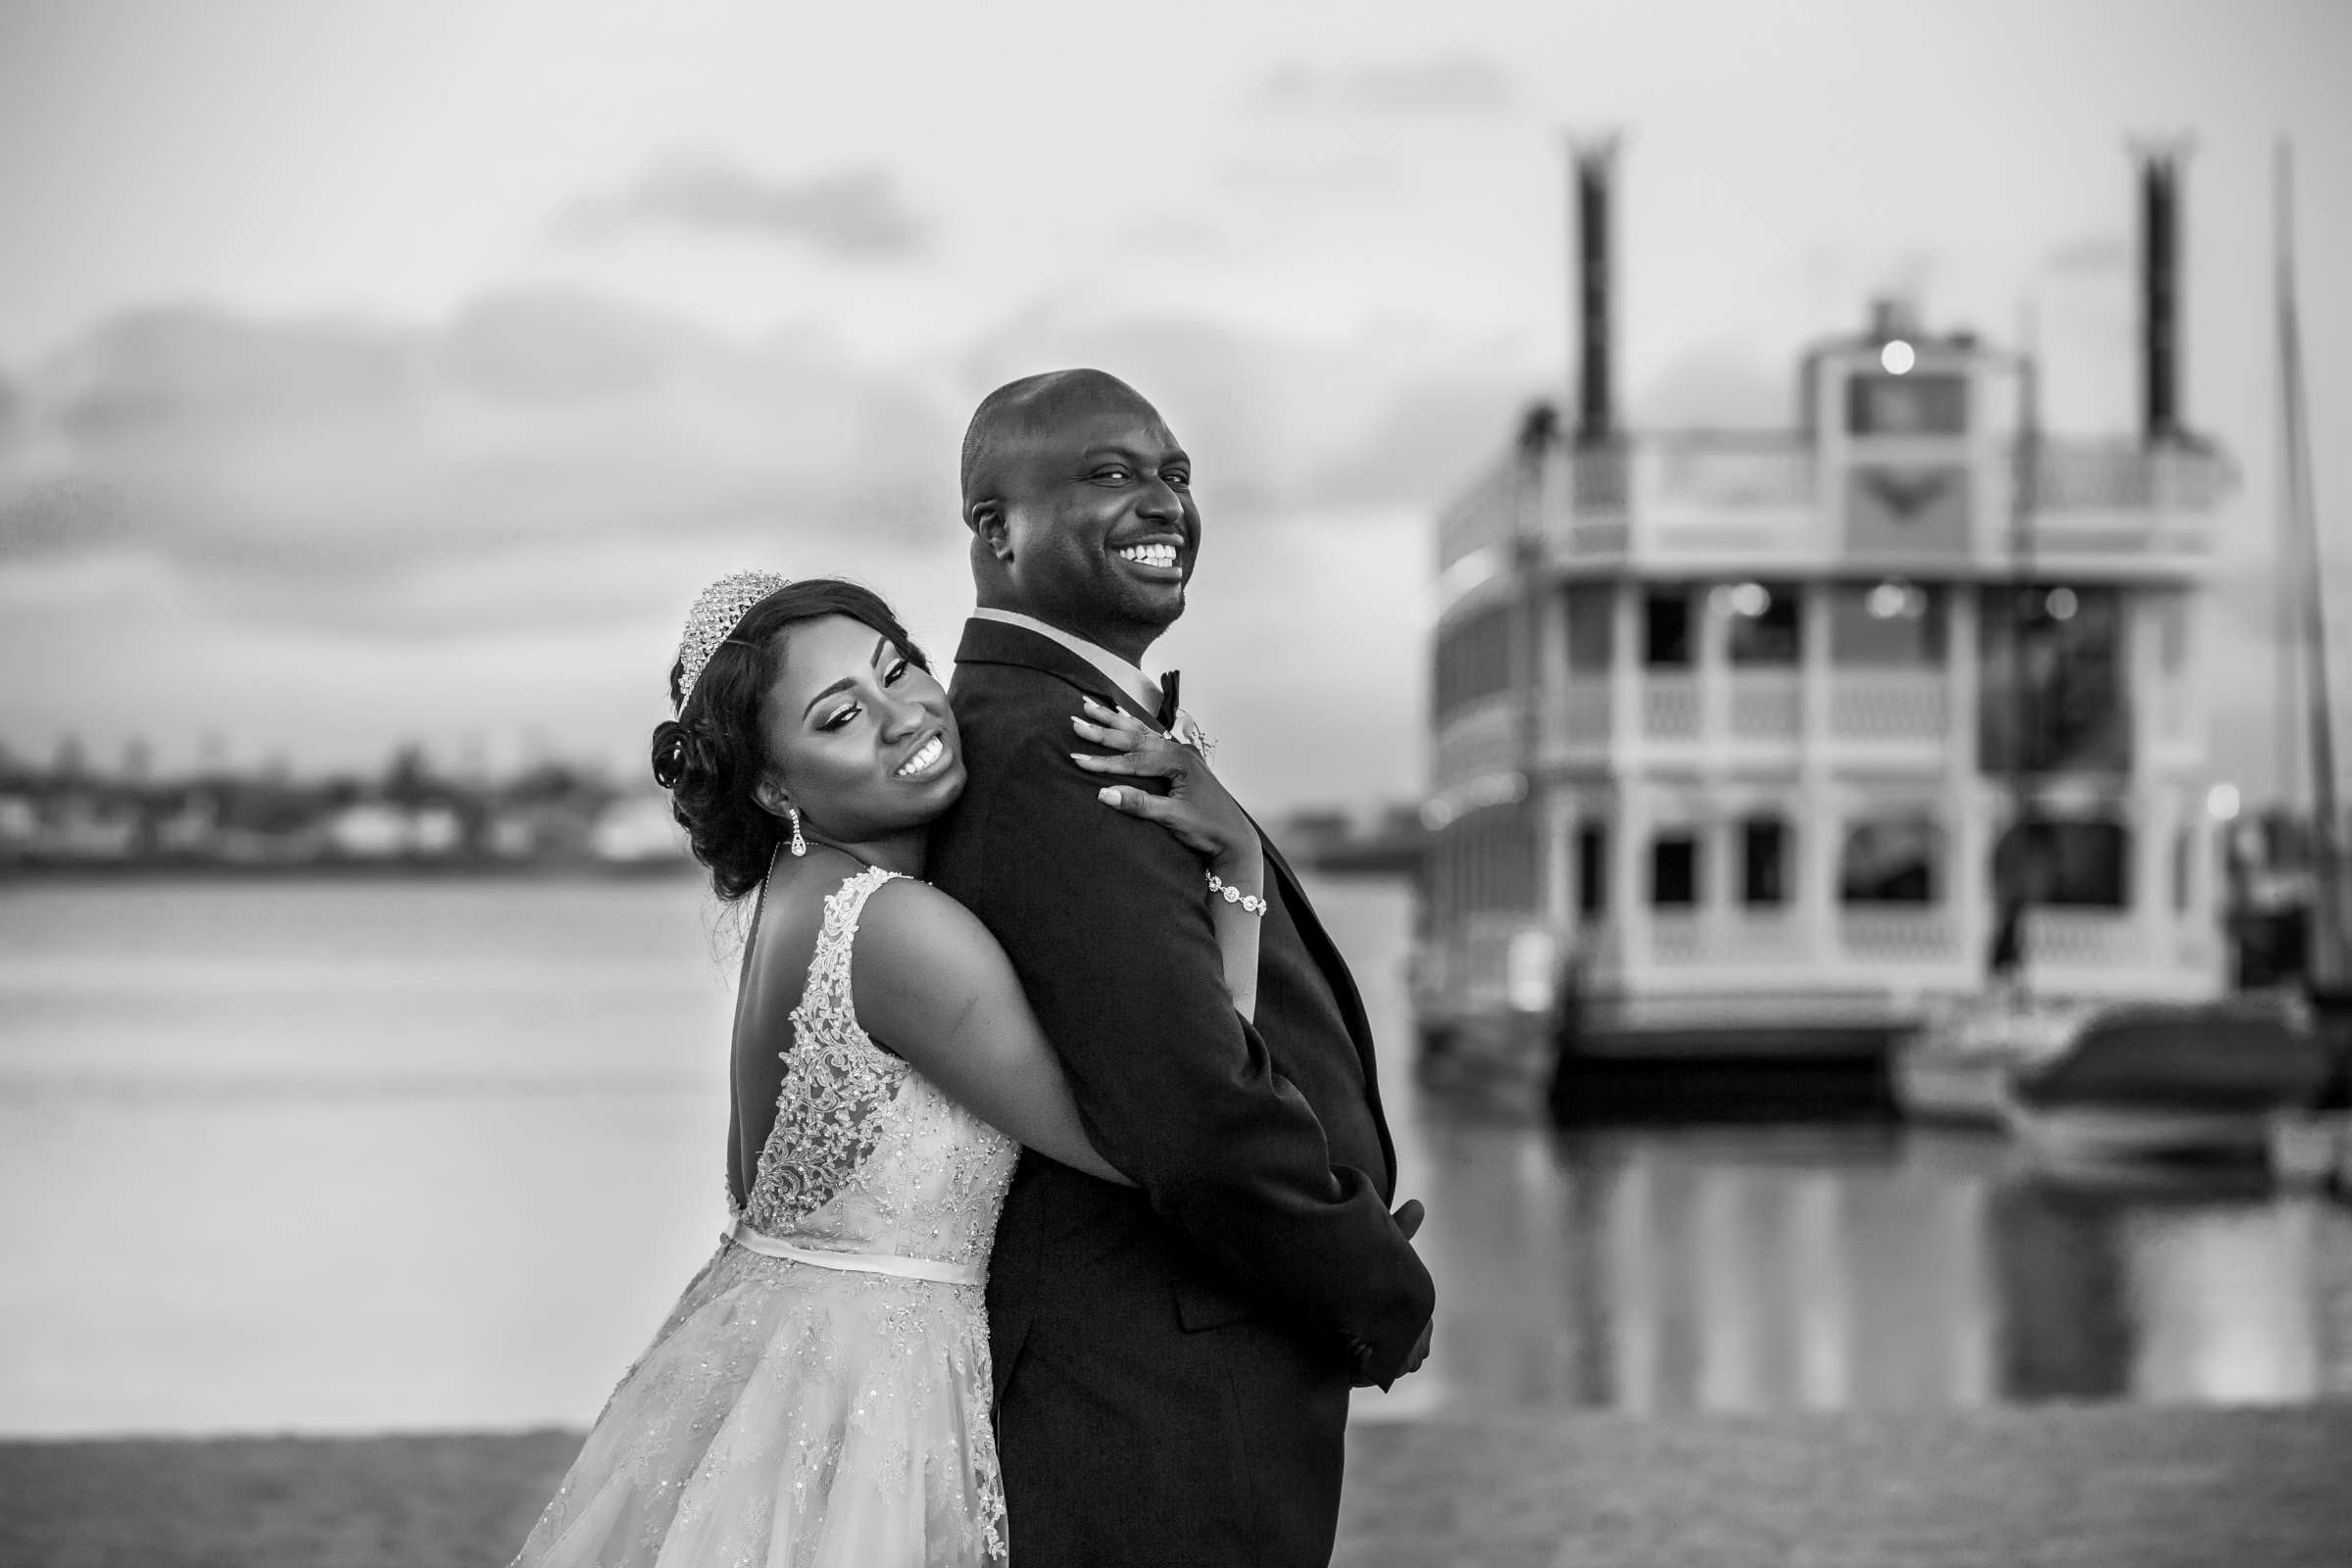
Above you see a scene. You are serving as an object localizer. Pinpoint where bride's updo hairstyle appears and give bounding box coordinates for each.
[650,577,931,902]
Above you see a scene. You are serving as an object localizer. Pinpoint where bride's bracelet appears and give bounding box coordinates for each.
[1206,870,1267,916]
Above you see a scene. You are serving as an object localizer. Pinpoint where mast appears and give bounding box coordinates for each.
[2276,139,2347,996]
[1992,307,2041,993]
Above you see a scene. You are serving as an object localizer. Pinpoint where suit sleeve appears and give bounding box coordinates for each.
[946,716,1434,1381]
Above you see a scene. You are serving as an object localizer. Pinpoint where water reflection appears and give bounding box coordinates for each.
[1996,1183,2348,1405]
[1387,1110,2352,1418]
[3,877,2345,1434]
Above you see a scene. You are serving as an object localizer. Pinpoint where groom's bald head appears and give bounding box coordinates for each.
[958,368,1155,510]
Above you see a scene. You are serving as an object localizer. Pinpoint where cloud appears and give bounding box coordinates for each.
[1215,153,1398,195]
[552,154,927,257]
[1113,216,1226,254]
[0,291,963,631]
[1251,54,1516,116]
[1,289,1539,651]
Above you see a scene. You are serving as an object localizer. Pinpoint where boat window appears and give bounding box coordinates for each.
[1434,605,1515,721]
[1741,817,1789,906]
[1846,371,1968,435]
[1563,584,1614,673]
[2033,820,2132,908]
[1643,590,1692,668]
[1978,584,2129,774]
[1576,823,1608,917]
[1839,817,1941,905]
[1721,582,1801,667]
[1829,580,1946,666]
[1649,833,1699,907]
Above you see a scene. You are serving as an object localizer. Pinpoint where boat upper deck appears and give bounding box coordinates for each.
[1439,430,2231,603]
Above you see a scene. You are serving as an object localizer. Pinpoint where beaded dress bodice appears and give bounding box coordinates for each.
[737,863,1020,1271]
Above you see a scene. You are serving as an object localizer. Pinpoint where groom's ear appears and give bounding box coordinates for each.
[967,498,1013,563]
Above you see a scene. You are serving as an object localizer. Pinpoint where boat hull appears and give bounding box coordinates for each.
[1891,1051,2011,1125]
[1999,997,2331,1174]
[2004,1102,2273,1170]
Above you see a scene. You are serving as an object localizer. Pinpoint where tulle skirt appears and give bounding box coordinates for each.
[512,1239,1006,1568]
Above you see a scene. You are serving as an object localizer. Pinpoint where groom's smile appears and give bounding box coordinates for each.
[1025,416,1198,640]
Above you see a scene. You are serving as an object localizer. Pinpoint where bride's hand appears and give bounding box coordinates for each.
[1071,699,1258,874]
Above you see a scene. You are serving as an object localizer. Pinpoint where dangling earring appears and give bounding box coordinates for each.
[788,807,807,858]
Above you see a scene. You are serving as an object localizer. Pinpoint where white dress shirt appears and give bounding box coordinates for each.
[971,608,1163,716]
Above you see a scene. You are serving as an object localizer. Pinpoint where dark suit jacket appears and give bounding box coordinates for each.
[928,617,1435,1568]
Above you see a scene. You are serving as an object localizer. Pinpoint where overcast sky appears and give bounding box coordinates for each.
[1,0,2346,810]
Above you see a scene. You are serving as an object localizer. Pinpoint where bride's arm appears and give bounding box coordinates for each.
[852,877,1133,1186]
[1068,699,1262,1020]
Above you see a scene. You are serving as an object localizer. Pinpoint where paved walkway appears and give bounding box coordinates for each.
[1336,1403,2352,1567]
[5,1404,2349,1567]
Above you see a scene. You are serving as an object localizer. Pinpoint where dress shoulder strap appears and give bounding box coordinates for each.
[792,862,901,1038]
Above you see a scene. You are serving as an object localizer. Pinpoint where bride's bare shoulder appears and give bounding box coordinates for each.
[856,874,1015,994]
[863,874,996,950]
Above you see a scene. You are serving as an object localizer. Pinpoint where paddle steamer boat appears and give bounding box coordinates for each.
[1416,146,2237,1112]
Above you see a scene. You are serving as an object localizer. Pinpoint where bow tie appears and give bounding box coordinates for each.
[1154,670,1216,762]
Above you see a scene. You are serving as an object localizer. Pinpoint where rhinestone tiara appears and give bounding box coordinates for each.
[674,569,792,713]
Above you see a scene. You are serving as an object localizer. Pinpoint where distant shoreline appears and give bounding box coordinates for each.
[0,859,700,886]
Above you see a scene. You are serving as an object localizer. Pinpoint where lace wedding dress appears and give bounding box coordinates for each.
[514,864,1021,1567]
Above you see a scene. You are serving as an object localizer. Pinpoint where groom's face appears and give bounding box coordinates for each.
[993,392,1198,658]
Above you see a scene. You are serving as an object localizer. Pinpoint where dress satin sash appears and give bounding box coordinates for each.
[727,1221,985,1286]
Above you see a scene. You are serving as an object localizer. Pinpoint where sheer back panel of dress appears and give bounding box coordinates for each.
[734,863,1019,1272]
[741,865,916,1233]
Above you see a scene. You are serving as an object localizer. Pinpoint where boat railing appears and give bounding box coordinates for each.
[1434,433,2231,579]
[1646,433,1818,510]
[2022,908,2146,971]
[1726,669,1804,742]
[1554,677,1614,753]
[2026,440,2232,514]
[1826,670,1948,743]
[1455,664,1949,761]
[1431,696,1521,790]
[1837,907,1957,964]
[1641,675,1704,741]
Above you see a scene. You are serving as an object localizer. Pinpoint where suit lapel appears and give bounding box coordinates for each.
[1256,831,1396,1189]
[955,614,1398,1187]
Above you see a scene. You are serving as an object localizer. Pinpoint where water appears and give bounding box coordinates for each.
[2,878,2347,1438]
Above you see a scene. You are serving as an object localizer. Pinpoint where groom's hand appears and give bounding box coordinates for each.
[1399,1315,1435,1379]
[1351,1312,1434,1387]
[1348,1199,1432,1387]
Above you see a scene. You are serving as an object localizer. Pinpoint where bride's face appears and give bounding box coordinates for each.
[758,612,965,843]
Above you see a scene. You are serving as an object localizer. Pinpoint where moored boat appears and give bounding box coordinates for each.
[1891,989,2088,1125]
[2000,997,2330,1171]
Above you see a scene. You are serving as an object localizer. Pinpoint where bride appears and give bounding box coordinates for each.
[511,570,1266,1567]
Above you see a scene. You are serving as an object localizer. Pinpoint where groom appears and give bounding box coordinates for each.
[928,368,1436,1567]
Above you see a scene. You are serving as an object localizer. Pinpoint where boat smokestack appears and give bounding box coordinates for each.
[1571,137,1619,446]
[2134,141,2190,444]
